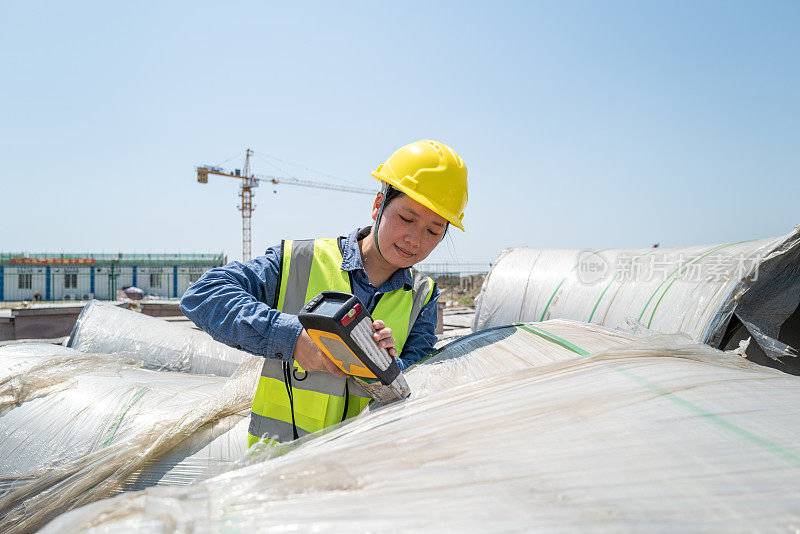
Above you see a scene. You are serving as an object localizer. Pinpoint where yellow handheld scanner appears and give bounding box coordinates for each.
[297,291,410,404]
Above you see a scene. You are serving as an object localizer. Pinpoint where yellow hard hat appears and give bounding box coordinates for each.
[371,140,468,231]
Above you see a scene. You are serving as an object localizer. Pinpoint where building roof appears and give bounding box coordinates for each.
[0,252,226,266]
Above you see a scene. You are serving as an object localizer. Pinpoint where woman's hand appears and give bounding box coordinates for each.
[292,329,348,378]
[372,320,398,358]
[291,320,398,378]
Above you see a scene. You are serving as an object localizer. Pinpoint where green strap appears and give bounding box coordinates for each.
[587,248,662,323]
[539,249,611,322]
[637,241,750,324]
[102,386,149,448]
[516,322,589,356]
[609,363,800,467]
[514,323,800,468]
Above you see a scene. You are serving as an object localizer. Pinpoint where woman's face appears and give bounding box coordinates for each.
[372,192,448,268]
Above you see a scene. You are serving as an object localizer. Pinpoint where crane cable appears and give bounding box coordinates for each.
[213,151,245,169]
[253,152,365,188]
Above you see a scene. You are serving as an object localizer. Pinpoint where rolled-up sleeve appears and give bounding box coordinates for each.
[396,284,441,370]
[180,245,301,361]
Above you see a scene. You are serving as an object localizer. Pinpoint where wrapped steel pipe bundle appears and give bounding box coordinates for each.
[474,227,800,373]
[0,343,139,415]
[35,320,800,533]
[67,300,252,376]
[0,343,259,531]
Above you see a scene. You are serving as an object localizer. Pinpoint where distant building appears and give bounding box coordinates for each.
[0,253,226,302]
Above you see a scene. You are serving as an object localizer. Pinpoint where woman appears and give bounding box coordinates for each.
[181,139,468,446]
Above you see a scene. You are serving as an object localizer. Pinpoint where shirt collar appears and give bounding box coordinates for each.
[341,226,413,290]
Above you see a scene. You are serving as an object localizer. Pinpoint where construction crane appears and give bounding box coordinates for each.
[197,148,374,262]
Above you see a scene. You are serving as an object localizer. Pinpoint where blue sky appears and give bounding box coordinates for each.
[1,1,798,264]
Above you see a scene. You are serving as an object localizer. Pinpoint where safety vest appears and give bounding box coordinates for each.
[247,237,434,447]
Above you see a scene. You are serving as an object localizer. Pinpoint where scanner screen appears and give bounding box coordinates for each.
[312,298,346,316]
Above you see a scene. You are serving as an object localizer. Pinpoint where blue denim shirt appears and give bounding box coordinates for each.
[180,227,441,371]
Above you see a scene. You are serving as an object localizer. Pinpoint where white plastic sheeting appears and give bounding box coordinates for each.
[0,349,244,482]
[0,342,259,532]
[37,321,800,533]
[0,343,139,414]
[67,300,251,376]
[474,228,800,372]
[2,320,633,532]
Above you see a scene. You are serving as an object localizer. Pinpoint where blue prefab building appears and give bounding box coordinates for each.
[0,253,226,302]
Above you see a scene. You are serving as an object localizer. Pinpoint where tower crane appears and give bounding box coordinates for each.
[197,148,374,262]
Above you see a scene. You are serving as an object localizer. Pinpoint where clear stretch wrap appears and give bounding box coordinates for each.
[474,227,800,372]
[38,320,800,533]
[0,343,260,532]
[0,343,140,413]
[67,300,251,376]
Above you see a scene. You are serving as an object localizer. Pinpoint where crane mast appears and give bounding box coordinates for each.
[197,148,373,262]
[240,148,255,263]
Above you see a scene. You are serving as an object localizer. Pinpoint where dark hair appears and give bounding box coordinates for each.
[383,185,405,208]
[382,186,449,237]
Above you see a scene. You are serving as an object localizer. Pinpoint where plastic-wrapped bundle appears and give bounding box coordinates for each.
[67,300,251,376]
[121,416,249,491]
[0,343,139,413]
[1,343,141,495]
[39,321,800,533]
[0,320,637,530]
[2,361,229,479]
[474,227,800,372]
[412,319,638,396]
[0,343,261,532]
[2,343,93,379]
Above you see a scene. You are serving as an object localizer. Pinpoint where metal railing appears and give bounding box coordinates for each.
[415,262,491,278]
[415,263,490,307]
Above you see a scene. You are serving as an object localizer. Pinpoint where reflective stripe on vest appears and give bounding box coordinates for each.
[248,237,434,447]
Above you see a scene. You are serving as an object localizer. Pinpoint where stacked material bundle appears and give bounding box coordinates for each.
[0,320,633,531]
[67,300,251,376]
[0,342,259,532]
[474,228,800,373]
[35,320,800,533]
[0,343,137,415]
[418,319,637,392]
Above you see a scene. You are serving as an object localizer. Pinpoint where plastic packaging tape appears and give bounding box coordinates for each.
[66,300,252,376]
[473,227,800,364]
[27,320,800,533]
